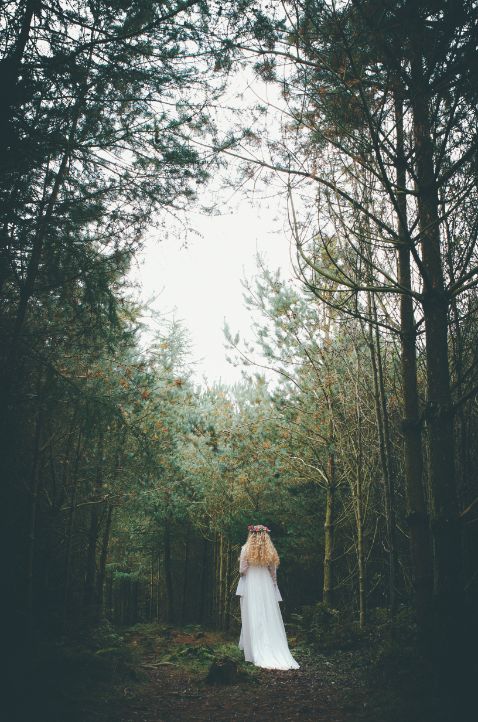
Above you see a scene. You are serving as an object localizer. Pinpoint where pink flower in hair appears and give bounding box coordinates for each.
[248,524,271,533]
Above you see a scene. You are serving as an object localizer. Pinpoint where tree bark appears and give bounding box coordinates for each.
[394,87,434,631]
[83,433,104,619]
[180,529,190,625]
[410,43,463,627]
[156,551,161,622]
[323,443,335,607]
[149,552,154,621]
[0,0,37,165]
[218,533,224,628]
[83,503,99,613]
[366,291,398,615]
[213,532,219,626]
[356,469,366,628]
[199,536,209,624]
[26,405,43,634]
[354,363,366,628]
[96,504,113,618]
[224,540,232,630]
[63,430,82,626]
[163,518,174,623]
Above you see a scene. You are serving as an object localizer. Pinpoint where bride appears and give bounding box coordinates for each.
[235,524,300,670]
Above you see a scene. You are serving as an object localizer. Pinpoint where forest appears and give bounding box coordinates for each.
[1,1,478,721]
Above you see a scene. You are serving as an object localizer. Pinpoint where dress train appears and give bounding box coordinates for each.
[236,564,299,670]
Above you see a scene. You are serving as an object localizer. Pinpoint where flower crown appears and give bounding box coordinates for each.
[248,524,270,534]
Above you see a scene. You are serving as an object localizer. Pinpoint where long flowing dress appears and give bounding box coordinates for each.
[235,544,300,670]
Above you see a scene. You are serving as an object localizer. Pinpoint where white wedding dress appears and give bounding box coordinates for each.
[235,545,300,670]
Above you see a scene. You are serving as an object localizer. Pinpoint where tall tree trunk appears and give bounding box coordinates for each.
[83,433,104,619]
[373,305,398,615]
[163,518,174,623]
[96,505,113,619]
[26,405,43,634]
[63,430,82,627]
[394,88,433,631]
[365,291,398,615]
[410,44,463,627]
[356,468,366,628]
[322,317,337,608]
[323,436,335,607]
[180,529,190,625]
[1,43,94,400]
[0,0,37,165]
[84,504,99,613]
[106,567,113,621]
[218,533,224,628]
[199,537,209,624]
[224,541,232,630]
[354,364,366,628]
[156,551,161,622]
[212,536,218,624]
[149,552,154,621]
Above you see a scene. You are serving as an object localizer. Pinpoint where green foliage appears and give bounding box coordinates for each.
[292,602,364,651]
[27,622,140,722]
[167,643,216,663]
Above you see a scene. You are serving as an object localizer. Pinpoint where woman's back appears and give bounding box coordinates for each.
[236,526,299,670]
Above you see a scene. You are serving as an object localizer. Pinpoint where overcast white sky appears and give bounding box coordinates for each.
[128,67,303,386]
[129,187,294,385]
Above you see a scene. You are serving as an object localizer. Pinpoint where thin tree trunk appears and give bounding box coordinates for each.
[149,552,154,621]
[224,540,232,630]
[83,433,104,618]
[373,303,398,616]
[354,363,366,628]
[96,504,113,618]
[84,504,98,610]
[163,518,174,623]
[84,504,99,612]
[106,567,113,621]
[131,580,138,625]
[448,288,471,529]
[156,551,161,622]
[180,529,190,625]
[218,533,224,628]
[323,440,335,607]
[365,291,397,615]
[212,537,218,624]
[322,316,337,608]
[356,467,366,627]
[199,537,208,624]
[26,406,43,634]
[63,431,82,626]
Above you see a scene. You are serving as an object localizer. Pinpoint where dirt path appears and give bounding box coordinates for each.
[95,627,370,722]
[115,665,363,722]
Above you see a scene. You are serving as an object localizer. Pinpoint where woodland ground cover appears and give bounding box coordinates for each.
[24,616,447,722]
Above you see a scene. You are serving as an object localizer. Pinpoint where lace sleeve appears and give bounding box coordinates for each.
[239,547,249,575]
[268,564,277,584]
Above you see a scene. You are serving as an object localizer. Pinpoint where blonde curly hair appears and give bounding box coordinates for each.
[242,528,280,567]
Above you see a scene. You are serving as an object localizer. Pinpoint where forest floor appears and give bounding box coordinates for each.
[76,623,381,722]
[22,619,458,722]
